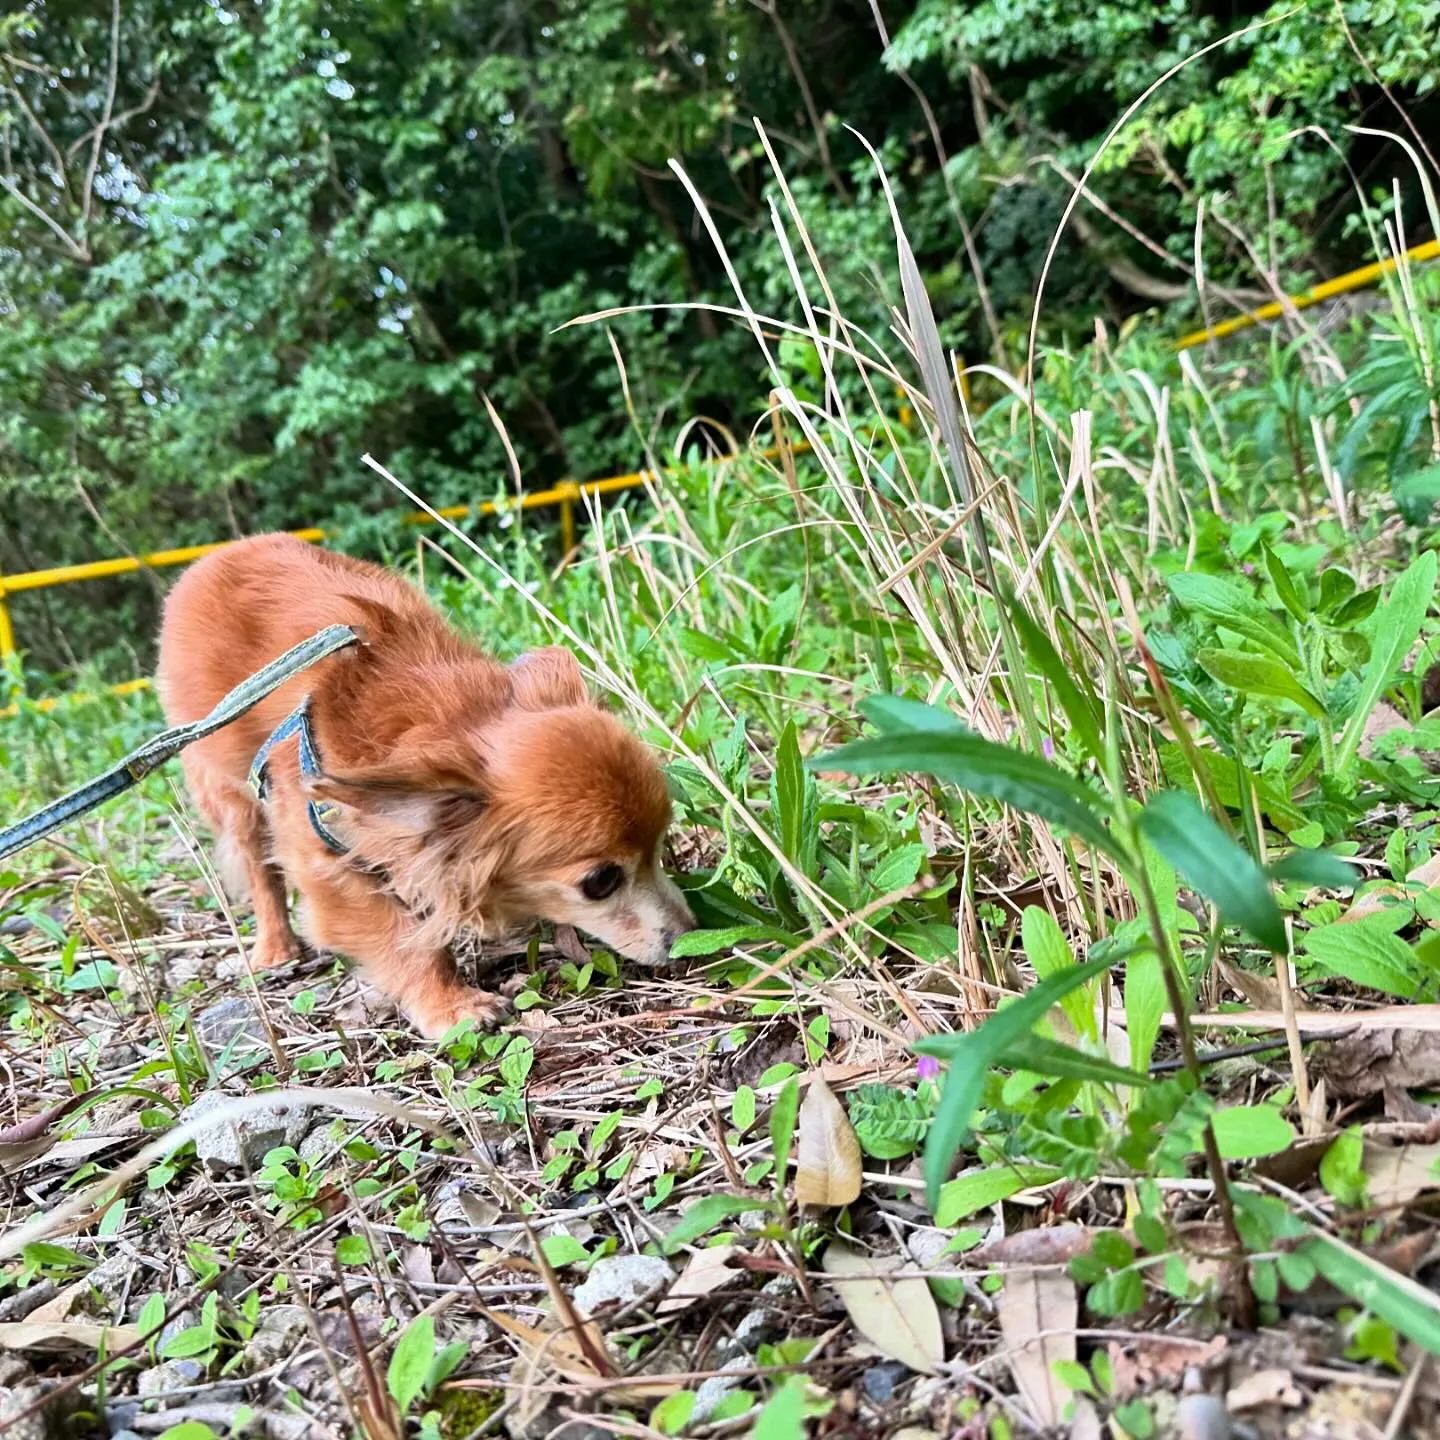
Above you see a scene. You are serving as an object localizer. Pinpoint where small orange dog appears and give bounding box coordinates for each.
[157,534,695,1037]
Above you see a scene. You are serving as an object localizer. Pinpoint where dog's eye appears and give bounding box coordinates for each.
[581,863,625,901]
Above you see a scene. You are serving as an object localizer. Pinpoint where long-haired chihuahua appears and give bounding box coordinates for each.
[157,534,695,1037]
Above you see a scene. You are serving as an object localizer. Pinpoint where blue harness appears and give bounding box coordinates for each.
[248,698,350,854]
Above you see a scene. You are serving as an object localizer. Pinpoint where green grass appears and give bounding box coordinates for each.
[5,148,1440,1433]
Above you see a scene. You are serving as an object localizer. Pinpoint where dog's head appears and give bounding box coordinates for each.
[310,644,695,964]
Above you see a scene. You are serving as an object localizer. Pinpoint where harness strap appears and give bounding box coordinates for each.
[249,699,350,855]
[0,624,357,864]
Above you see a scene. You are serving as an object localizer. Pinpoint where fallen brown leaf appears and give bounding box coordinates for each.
[794,1074,862,1208]
[997,1268,1076,1428]
[971,1225,1098,1267]
[0,1320,140,1354]
[657,1244,740,1315]
[1217,959,1282,1011]
[1322,1028,1440,1100]
[1362,1140,1440,1208]
[821,1242,943,1374]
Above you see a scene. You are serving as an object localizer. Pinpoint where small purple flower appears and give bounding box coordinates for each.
[1242,562,1256,575]
[916,1054,941,1082]
[1042,735,1055,761]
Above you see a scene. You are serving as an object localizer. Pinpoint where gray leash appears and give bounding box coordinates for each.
[0,624,358,864]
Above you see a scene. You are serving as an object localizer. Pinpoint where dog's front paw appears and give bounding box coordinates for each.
[412,988,511,1040]
[251,934,304,971]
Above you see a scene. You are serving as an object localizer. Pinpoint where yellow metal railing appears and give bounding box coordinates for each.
[0,467,669,714]
[1176,238,1440,350]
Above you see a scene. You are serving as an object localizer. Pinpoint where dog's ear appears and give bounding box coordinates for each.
[508,647,588,710]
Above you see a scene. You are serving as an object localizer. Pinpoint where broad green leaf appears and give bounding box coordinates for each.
[539,1233,589,1267]
[651,1391,698,1435]
[1305,1233,1440,1356]
[1262,543,1308,623]
[1267,849,1359,890]
[1167,571,1299,666]
[1138,791,1286,953]
[859,694,970,735]
[1125,838,1174,1074]
[1300,919,1431,999]
[1336,550,1438,772]
[668,924,800,957]
[335,1235,370,1265]
[752,1376,807,1440]
[1006,600,1106,765]
[387,1313,436,1414]
[1320,1127,1368,1207]
[660,1195,762,1256]
[867,842,928,894]
[920,955,1113,1211]
[811,728,1122,862]
[1021,905,1091,1037]
[1210,1105,1295,1159]
[1195,648,1327,721]
[770,720,816,878]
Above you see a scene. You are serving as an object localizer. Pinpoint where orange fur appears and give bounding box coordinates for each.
[156,534,694,1037]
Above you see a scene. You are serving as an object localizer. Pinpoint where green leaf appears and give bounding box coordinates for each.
[752,1376,807,1440]
[387,1313,436,1414]
[157,1425,223,1440]
[660,1195,760,1256]
[1335,550,1437,773]
[859,694,971,735]
[335,1235,370,1266]
[540,1234,589,1267]
[1210,1105,1295,1159]
[920,955,1113,1211]
[1125,840,1173,1074]
[867,842,928,894]
[1305,1233,1440,1356]
[1006,600,1106,765]
[770,1077,801,1184]
[1167,571,1299,666]
[810,726,1121,862]
[160,1325,216,1360]
[668,924,799,957]
[994,1032,1153,1090]
[934,1163,1063,1225]
[1195,648,1327,721]
[732,1085,757,1132]
[651,1391,698,1436]
[1267,849,1359,890]
[1021,905,1090,1036]
[1137,791,1286,953]
[1301,919,1430,999]
[1262,543,1308,623]
[771,720,811,875]
[1320,1127,1368,1207]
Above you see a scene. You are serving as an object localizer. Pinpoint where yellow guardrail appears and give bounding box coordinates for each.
[0,468,671,714]
[1175,238,1440,350]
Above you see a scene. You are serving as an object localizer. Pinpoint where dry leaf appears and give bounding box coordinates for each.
[1362,1141,1440,1208]
[657,1244,739,1315]
[1226,1368,1302,1410]
[794,1074,862,1208]
[1323,1029,1440,1099]
[1217,959,1282,1011]
[997,1268,1076,1428]
[1338,851,1440,925]
[0,1320,140,1354]
[971,1225,1096,1267]
[821,1242,943,1374]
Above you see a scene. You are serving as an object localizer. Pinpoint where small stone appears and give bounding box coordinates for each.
[136,1358,204,1403]
[106,1401,141,1433]
[194,997,267,1052]
[1177,1393,1230,1440]
[182,1090,316,1174]
[243,1304,310,1372]
[862,1362,910,1405]
[691,1357,750,1423]
[572,1255,672,1313]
